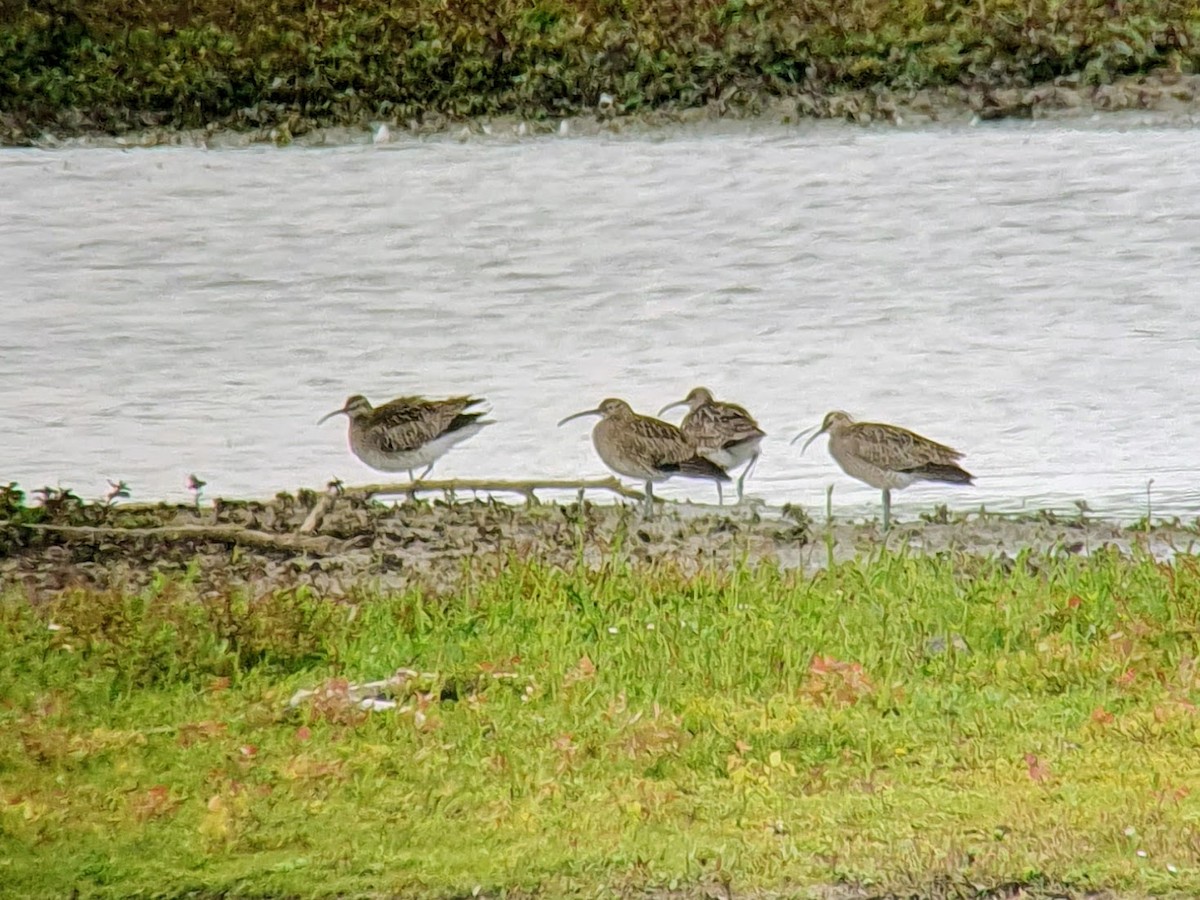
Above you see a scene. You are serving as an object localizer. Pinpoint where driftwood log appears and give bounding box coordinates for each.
[343,477,645,502]
[10,522,340,555]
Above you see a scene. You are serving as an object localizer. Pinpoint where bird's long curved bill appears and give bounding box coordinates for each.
[557,408,602,427]
[657,400,687,416]
[317,407,348,425]
[790,426,824,453]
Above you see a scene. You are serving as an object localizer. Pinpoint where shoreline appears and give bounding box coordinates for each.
[3,486,1195,600]
[9,71,1200,150]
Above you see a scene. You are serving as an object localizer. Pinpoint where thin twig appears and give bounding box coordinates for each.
[299,483,341,534]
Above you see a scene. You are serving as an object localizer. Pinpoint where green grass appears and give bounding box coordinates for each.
[4,549,1200,897]
[2,0,1197,139]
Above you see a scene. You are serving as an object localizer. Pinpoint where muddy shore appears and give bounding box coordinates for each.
[2,486,1194,600]
[12,70,1200,150]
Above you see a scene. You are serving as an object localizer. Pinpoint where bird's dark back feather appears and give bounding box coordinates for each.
[901,462,974,484]
[666,455,731,481]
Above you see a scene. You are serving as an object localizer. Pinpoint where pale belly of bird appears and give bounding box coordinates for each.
[351,423,487,473]
[832,448,917,491]
[699,436,762,471]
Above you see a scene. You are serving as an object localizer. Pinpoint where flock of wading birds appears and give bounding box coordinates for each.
[319,388,975,531]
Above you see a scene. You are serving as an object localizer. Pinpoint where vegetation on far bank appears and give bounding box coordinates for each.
[4,547,1200,897]
[1,0,1198,141]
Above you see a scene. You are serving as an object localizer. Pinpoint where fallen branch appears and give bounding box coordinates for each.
[343,477,645,502]
[8,522,340,554]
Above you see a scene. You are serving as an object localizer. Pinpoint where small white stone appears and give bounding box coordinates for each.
[558,119,569,136]
[1124,826,1138,837]
[358,697,398,711]
[646,623,655,630]
[1137,849,1148,858]
[607,626,619,635]
[1168,864,1179,873]
[598,92,614,109]
[516,122,528,137]
[373,123,391,144]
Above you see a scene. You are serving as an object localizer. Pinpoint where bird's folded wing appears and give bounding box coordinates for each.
[850,422,965,469]
[687,404,765,447]
[371,396,481,452]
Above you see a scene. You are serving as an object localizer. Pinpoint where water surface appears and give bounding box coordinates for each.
[2,123,1198,521]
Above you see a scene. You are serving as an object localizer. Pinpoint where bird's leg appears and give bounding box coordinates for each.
[642,480,654,520]
[736,453,759,503]
[881,488,891,532]
[716,481,724,507]
[415,464,434,483]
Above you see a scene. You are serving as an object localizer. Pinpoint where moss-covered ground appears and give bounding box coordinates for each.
[2,0,1198,142]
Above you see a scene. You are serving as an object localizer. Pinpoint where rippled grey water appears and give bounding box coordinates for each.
[2,123,1198,521]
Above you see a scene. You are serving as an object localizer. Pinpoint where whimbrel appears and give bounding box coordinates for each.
[793,410,973,530]
[659,386,766,505]
[319,394,492,481]
[558,397,729,517]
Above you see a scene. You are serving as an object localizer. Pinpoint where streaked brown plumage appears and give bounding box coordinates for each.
[793,410,973,530]
[319,393,492,481]
[558,397,729,517]
[659,386,766,504]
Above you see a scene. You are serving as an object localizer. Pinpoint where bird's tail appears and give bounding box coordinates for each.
[674,455,731,482]
[446,411,493,433]
[906,462,974,485]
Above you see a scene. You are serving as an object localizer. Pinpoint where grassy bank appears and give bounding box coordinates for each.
[3,549,1200,897]
[1,0,1198,142]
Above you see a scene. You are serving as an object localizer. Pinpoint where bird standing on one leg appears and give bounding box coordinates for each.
[558,397,729,518]
[793,410,973,530]
[659,386,765,505]
[319,393,492,481]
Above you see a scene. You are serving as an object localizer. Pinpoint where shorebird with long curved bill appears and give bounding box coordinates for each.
[659,386,765,505]
[792,410,973,530]
[558,398,729,518]
[319,393,493,481]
